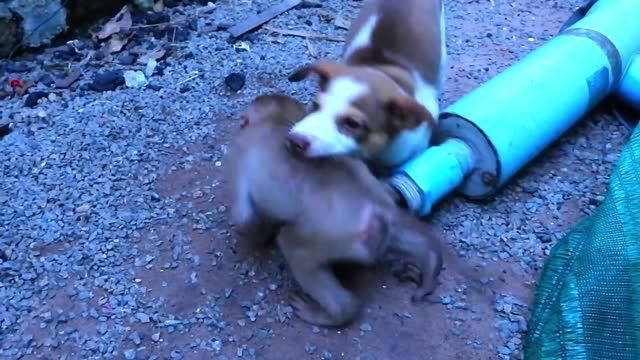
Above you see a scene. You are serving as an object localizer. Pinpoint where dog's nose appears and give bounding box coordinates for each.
[286,133,310,154]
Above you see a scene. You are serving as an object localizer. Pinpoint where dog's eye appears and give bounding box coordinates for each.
[342,117,361,130]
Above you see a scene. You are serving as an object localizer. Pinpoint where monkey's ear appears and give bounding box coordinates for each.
[288,61,347,89]
[384,96,433,131]
[239,113,250,129]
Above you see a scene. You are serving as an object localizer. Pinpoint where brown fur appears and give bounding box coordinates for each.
[226,94,445,327]
[286,0,445,170]
[344,0,444,85]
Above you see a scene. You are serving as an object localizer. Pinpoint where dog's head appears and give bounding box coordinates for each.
[285,60,432,159]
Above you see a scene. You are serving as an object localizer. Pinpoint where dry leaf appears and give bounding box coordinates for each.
[106,35,130,53]
[153,0,165,12]
[54,68,82,89]
[334,16,350,30]
[97,6,132,40]
[136,48,168,64]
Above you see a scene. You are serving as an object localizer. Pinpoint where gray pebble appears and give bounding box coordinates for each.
[304,342,317,354]
[321,350,333,360]
[135,312,151,323]
[128,332,142,345]
[124,349,136,359]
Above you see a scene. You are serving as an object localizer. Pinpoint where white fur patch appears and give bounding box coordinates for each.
[413,75,440,125]
[343,15,379,60]
[438,3,447,89]
[289,77,369,157]
[372,122,432,168]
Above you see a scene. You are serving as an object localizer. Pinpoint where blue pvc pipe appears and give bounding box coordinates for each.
[388,139,474,214]
[390,0,640,217]
[618,55,640,110]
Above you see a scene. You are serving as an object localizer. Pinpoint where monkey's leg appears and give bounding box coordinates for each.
[388,222,443,302]
[277,227,362,327]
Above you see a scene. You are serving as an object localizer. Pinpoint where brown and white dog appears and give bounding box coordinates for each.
[286,0,446,172]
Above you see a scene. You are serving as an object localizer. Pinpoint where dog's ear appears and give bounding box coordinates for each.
[384,96,434,131]
[288,61,347,89]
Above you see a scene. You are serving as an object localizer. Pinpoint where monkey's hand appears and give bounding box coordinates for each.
[391,260,440,302]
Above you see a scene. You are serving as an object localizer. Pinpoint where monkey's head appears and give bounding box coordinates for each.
[239,94,307,129]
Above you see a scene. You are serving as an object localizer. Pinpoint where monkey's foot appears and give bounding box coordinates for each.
[289,293,342,327]
[411,281,438,302]
[391,262,422,285]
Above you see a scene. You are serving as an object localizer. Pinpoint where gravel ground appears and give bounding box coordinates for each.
[0,0,631,359]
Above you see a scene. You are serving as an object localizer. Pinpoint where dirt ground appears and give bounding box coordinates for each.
[1,0,629,359]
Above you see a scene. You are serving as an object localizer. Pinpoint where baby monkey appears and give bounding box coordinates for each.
[226,94,443,327]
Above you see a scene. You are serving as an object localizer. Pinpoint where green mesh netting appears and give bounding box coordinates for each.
[525,124,640,360]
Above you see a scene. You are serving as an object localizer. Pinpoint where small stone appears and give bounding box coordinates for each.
[24,92,49,108]
[119,54,137,65]
[135,312,151,323]
[170,350,183,360]
[224,288,233,298]
[497,346,511,355]
[89,71,125,92]
[124,70,148,88]
[321,350,333,360]
[129,332,142,345]
[304,342,317,354]
[78,291,91,300]
[224,73,245,92]
[151,333,161,342]
[440,295,453,305]
[147,83,163,91]
[359,323,372,332]
[96,323,108,335]
[124,349,136,359]
[75,204,91,213]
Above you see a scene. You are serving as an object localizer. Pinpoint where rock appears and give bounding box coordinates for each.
[304,342,317,354]
[497,346,511,355]
[224,73,245,92]
[119,54,137,65]
[135,312,151,323]
[89,71,125,92]
[124,349,136,359]
[128,332,142,345]
[124,71,148,88]
[24,92,49,108]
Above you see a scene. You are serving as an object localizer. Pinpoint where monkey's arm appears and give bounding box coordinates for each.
[277,225,362,327]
